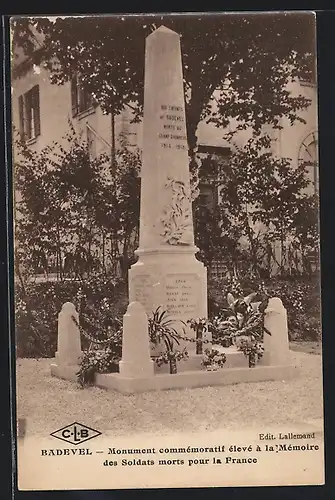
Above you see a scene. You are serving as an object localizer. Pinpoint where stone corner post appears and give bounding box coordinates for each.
[262,297,291,366]
[119,301,154,378]
[55,302,82,366]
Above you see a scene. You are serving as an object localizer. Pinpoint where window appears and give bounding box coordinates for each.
[197,184,218,211]
[71,75,93,116]
[18,85,41,141]
[298,131,319,194]
[196,146,230,211]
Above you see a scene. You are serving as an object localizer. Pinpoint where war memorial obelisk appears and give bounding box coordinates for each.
[51,28,296,394]
[128,26,208,357]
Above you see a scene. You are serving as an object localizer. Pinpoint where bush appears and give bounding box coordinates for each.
[261,277,321,341]
[16,271,321,359]
[207,275,321,342]
[15,274,128,358]
[76,347,120,388]
[288,312,321,341]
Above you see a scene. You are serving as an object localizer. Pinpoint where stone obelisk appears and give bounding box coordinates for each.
[129,26,208,357]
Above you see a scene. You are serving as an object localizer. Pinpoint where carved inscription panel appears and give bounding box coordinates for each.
[131,275,152,314]
[165,274,199,317]
[158,104,188,151]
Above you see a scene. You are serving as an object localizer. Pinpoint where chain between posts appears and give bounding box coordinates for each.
[71,312,268,347]
[72,316,240,347]
[71,314,212,346]
[72,315,121,345]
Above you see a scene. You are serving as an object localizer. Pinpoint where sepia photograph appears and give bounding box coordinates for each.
[10,11,324,490]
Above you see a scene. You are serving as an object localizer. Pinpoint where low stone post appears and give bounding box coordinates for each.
[55,302,82,365]
[51,302,82,380]
[262,297,291,366]
[119,302,154,378]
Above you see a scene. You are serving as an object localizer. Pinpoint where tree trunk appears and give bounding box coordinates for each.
[122,234,130,282]
[186,88,205,212]
[109,232,118,275]
[242,211,260,278]
[102,231,106,274]
[249,352,257,368]
[196,326,203,355]
[169,357,177,374]
[56,226,63,281]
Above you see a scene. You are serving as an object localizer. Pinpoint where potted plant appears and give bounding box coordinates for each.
[155,348,189,374]
[148,307,188,374]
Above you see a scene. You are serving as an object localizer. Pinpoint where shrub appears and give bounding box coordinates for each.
[76,347,120,388]
[15,274,127,358]
[263,278,321,341]
[288,312,321,341]
[207,275,321,342]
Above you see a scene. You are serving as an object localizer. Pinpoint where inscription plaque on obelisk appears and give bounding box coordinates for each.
[129,26,208,355]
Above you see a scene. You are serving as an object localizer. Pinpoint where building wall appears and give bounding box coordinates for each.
[11,64,141,161]
[197,80,318,172]
[277,81,318,195]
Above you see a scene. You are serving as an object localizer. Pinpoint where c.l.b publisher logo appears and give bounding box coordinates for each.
[50,422,101,445]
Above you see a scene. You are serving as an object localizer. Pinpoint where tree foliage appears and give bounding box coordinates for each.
[195,138,319,277]
[14,123,141,281]
[11,13,315,154]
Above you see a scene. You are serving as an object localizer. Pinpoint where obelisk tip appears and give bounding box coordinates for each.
[148,25,179,38]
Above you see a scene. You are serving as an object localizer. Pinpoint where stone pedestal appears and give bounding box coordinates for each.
[128,26,208,358]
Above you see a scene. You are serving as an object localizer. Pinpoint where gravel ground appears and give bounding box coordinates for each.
[16,350,323,437]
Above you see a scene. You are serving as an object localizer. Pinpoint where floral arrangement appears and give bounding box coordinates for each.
[76,346,120,387]
[155,348,189,374]
[201,348,226,371]
[220,291,270,367]
[187,281,271,368]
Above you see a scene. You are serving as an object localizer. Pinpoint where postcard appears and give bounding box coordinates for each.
[10,11,324,490]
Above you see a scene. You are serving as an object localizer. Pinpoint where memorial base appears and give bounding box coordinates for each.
[154,347,248,374]
[95,365,297,395]
[50,363,79,382]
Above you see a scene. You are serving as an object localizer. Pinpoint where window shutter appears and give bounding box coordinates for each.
[87,90,93,109]
[33,86,41,137]
[18,95,25,140]
[25,93,32,140]
[71,76,78,116]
